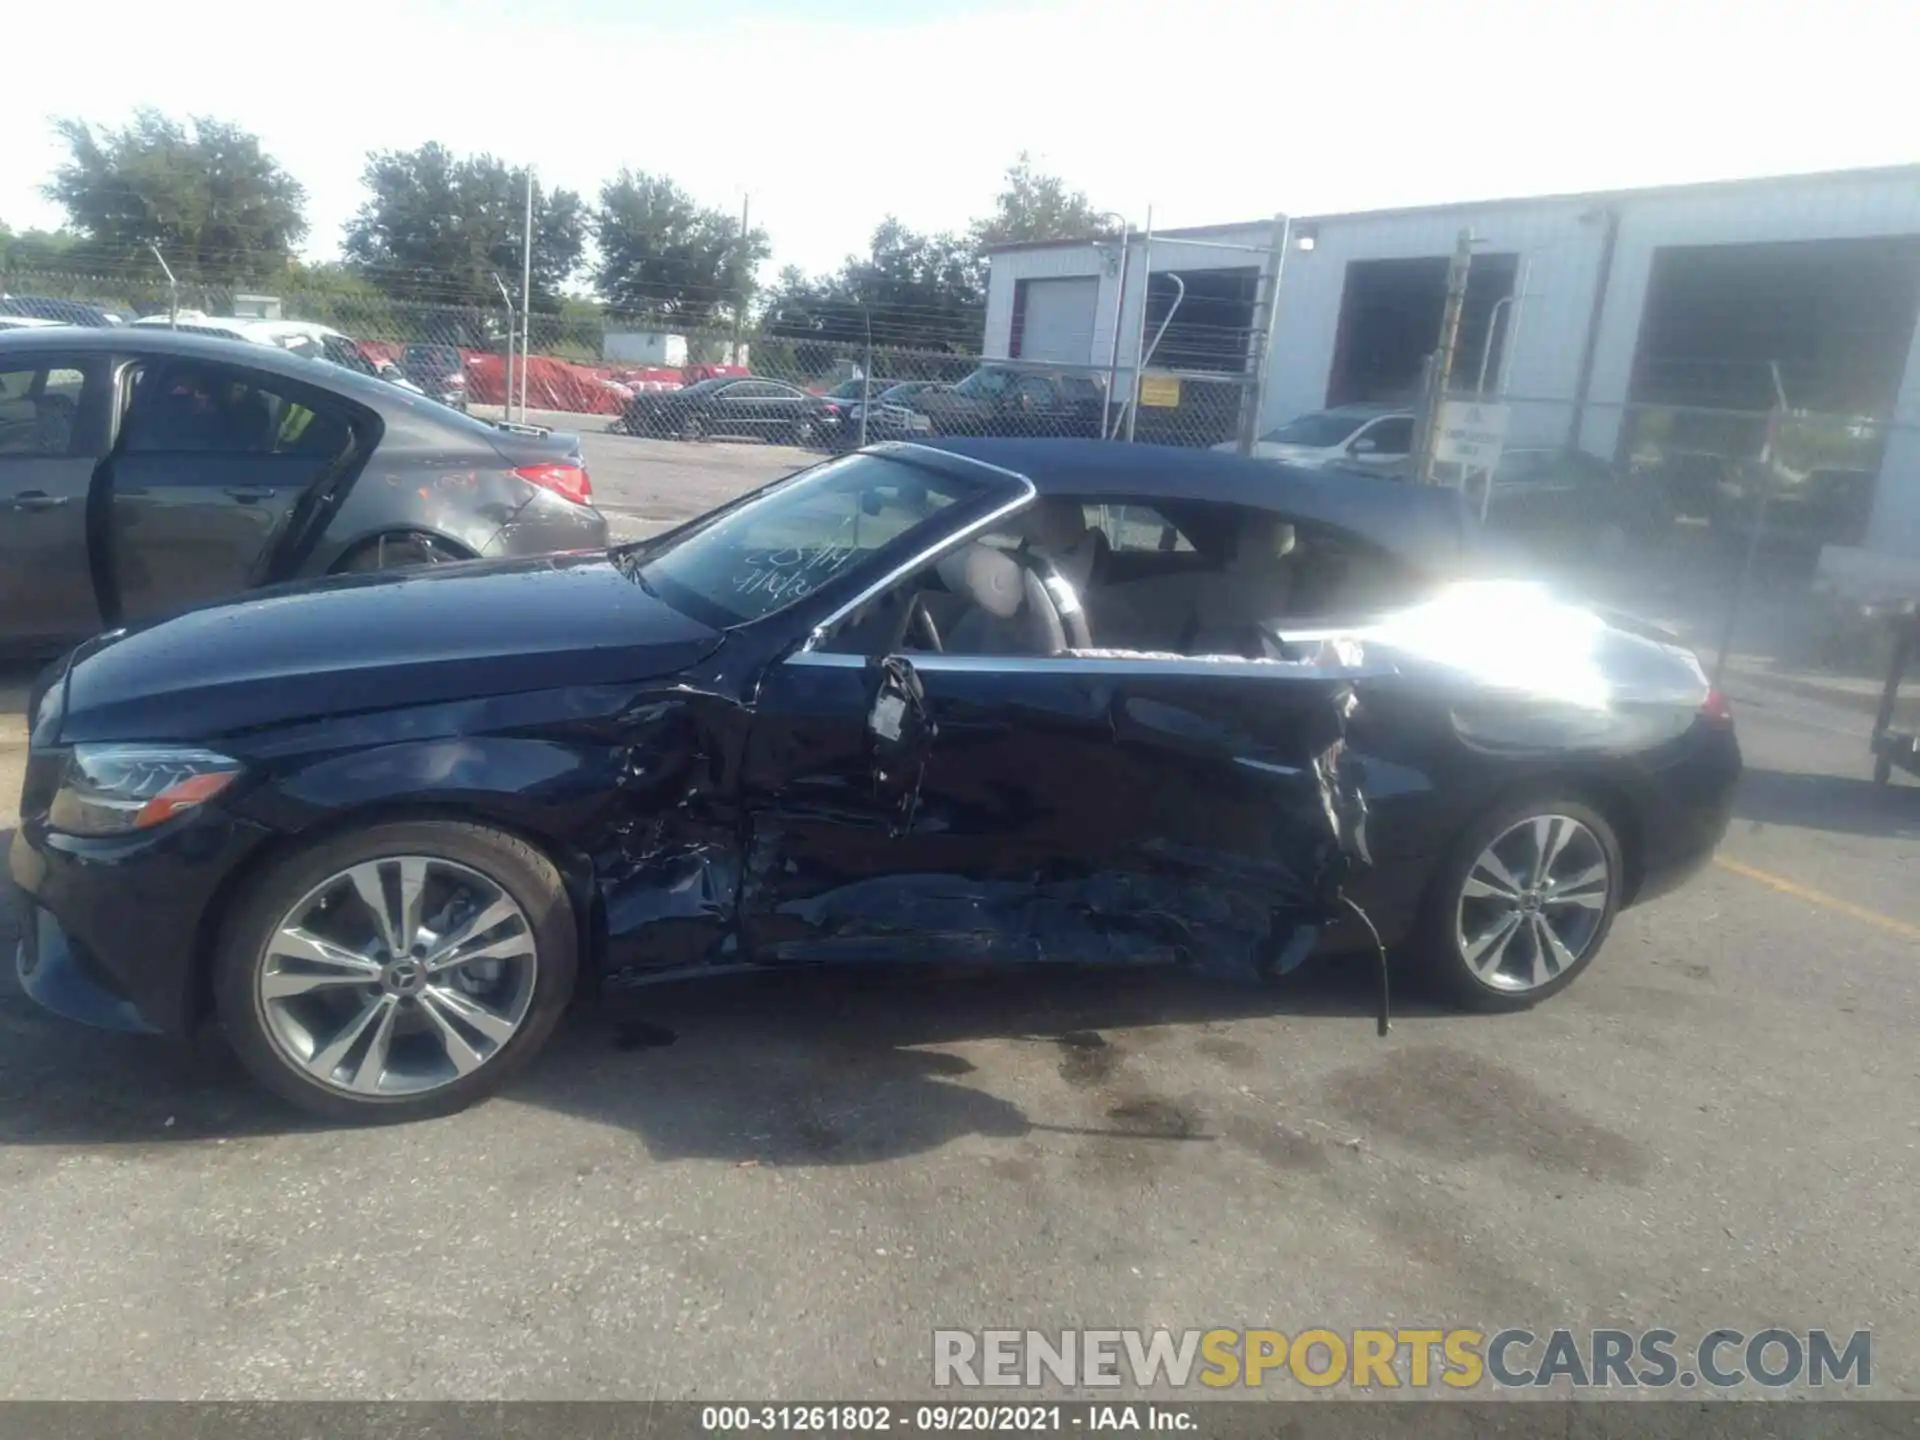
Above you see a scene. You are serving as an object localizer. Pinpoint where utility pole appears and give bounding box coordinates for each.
[1237,212,1291,455]
[493,273,515,424]
[1123,205,1154,444]
[731,194,751,369]
[1413,228,1475,483]
[1711,361,1789,694]
[519,166,535,422]
[1093,212,1131,442]
[858,302,873,449]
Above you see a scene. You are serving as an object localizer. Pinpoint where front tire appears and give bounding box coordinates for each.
[213,820,578,1123]
[1410,795,1623,1011]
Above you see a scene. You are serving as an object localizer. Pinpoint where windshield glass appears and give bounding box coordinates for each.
[636,453,989,627]
[1264,412,1371,447]
[951,369,1013,399]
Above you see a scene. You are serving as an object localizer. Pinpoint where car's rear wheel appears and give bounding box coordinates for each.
[1412,795,1623,1011]
[334,531,470,573]
[213,820,578,1123]
[679,413,706,442]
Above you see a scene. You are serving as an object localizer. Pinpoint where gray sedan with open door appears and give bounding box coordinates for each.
[0,327,607,657]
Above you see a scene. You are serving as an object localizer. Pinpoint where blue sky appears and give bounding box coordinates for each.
[2,0,1907,281]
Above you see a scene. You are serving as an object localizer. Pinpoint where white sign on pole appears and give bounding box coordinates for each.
[1434,400,1509,469]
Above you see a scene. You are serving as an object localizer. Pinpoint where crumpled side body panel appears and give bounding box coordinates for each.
[738,653,1370,983]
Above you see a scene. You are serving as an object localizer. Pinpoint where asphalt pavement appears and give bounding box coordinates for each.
[0,429,1915,1400]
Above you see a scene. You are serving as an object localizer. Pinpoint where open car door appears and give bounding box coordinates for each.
[96,356,366,627]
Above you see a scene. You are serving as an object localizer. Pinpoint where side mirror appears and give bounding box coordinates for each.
[1349,436,1378,455]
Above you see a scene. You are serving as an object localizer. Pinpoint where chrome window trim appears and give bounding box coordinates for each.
[799,449,1039,649]
[786,650,1364,680]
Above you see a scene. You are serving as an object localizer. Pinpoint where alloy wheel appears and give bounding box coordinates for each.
[255,855,539,1098]
[1453,814,1613,993]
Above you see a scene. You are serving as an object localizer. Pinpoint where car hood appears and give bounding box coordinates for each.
[56,552,723,744]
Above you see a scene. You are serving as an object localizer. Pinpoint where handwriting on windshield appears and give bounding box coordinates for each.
[733,538,860,602]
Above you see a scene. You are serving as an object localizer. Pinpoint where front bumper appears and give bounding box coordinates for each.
[10,809,270,1039]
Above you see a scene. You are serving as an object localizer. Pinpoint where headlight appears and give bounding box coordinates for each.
[48,745,242,836]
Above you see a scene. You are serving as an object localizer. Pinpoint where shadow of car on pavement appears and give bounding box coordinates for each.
[0,887,1427,1161]
[1732,767,1919,840]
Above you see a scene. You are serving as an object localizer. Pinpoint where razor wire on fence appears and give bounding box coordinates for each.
[0,265,1256,450]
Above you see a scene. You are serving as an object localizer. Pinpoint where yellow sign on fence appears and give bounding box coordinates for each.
[1138,375,1182,408]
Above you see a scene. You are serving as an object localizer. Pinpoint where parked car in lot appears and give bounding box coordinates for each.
[0,327,606,657]
[1227,405,1417,473]
[1445,447,1672,561]
[848,380,944,443]
[399,343,470,412]
[919,365,1106,438]
[1711,462,1878,554]
[811,375,896,451]
[132,315,428,397]
[1632,449,1733,523]
[1,295,126,327]
[10,437,1738,1122]
[616,375,824,443]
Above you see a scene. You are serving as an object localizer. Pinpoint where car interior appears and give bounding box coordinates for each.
[120,364,355,459]
[821,495,1428,661]
[0,364,87,456]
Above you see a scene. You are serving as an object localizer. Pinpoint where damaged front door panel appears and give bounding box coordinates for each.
[739,651,1373,986]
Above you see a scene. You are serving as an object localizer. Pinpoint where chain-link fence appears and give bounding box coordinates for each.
[1,265,1253,452]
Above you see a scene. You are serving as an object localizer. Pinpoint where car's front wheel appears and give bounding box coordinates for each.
[1412,795,1623,1011]
[213,820,579,1122]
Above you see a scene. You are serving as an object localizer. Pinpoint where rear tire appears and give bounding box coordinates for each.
[212,820,578,1124]
[1410,794,1623,1012]
[680,413,706,442]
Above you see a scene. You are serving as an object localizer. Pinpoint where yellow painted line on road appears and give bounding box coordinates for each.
[1714,855,1920,943]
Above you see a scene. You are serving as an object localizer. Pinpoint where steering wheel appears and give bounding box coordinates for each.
[904,592,944,653]
[1014,553,1091,651]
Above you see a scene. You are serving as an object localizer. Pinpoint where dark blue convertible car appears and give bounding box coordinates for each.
[11,439,1740,1122]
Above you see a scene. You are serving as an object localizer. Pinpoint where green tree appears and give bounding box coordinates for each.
[970,152,1114,248]
[763,219,985,356]
[343,144,586,310]
[591,171,769,328]
[42,111,308,283]
[0,222,80,272]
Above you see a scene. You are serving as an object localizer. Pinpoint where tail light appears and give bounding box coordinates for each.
[1700,688,1734,724]
[513,463,592,506]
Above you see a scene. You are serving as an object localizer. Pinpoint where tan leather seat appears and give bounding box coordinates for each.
[1185,518,1297,656]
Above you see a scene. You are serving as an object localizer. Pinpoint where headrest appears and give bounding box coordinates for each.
[934,543,1027,620]
[1020,498,1093,552]
[1232,518,1296,564]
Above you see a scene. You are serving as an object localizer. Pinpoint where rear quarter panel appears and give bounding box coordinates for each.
[301,404,547,570]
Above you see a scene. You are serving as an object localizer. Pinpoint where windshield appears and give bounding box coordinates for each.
[951,369,1014,400]
[1263,412,1372,448]
[636,453,989,627]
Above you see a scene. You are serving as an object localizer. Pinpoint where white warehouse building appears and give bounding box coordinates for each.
[983,164,1920,557]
